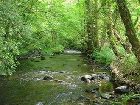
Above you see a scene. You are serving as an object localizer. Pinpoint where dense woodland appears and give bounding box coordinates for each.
[0,0,140,104]
[0,0,139,76]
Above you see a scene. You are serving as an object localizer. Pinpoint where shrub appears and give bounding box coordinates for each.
[93,46,116,65]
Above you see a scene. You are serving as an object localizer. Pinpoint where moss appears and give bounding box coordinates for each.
[99,81,113,93]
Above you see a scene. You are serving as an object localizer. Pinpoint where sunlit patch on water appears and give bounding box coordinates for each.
[64,50,81,54]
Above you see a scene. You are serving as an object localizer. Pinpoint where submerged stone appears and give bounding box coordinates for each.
[34,60,40,62]
[59,71,65,73]
[54,79,64,83]
[43,75,53,80]
[41,56,45,60]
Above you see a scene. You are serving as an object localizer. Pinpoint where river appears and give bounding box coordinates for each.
[0,51,139,105]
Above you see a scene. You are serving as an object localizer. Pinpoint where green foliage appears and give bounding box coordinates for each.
[116,46,126,56]
[0,0,24,75]
[0,0,139,76]
[45,44,64,55]
[118,54,140,83]
[121,54,138,70]
[93,46,116,65]
[0,0,84,75]
[99,81,113,93]
[113,94,140,105]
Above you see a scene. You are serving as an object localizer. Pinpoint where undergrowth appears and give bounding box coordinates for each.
[93,46,116,65]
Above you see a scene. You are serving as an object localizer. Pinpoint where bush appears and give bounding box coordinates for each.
[99,81,113,93]
[45,44,64,55]
[93,46,116,65]
[0,39,19,75]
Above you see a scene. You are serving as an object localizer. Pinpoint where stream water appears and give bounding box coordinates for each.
[0,51,139,105]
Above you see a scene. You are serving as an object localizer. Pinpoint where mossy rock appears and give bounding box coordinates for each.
[99,81,113,93]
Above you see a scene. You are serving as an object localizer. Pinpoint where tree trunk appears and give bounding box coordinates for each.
[84,0,99,57]
[107,23,120,57]
[85,0,94,57]
[116,0,140,63]
[112,28,132,54]
[107,6,120,57]
[93,0,99,49]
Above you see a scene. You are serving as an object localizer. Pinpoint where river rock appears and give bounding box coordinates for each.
[81,75,92,83]
[101,93,112,99]
[59,71,65,73]
[115,86,129,94]
[54,79,64,83]
[43,75,53,80]
[90,74,98,80]
[98,73,110,81]
[36,102,44,105]
[78,103,84,105]
[81,73,111,83]
[85,75,92,79]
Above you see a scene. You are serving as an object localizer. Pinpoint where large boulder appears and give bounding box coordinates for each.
[115,86,129,94]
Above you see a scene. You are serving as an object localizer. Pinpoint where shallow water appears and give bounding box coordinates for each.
[0,53,135,105]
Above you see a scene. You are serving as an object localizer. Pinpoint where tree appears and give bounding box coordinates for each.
[84,0,99,57]
[116,0,140,63]
[85,0,94,57]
